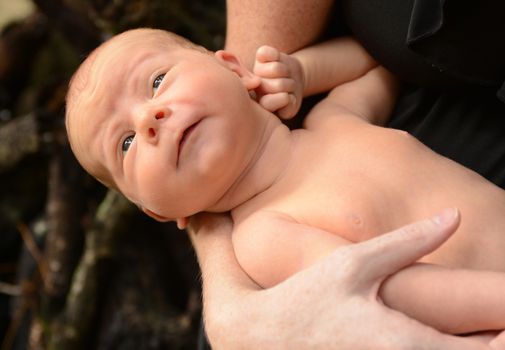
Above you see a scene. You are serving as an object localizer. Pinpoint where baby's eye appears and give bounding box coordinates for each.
[122,135,135,153]
[152,74,165,95]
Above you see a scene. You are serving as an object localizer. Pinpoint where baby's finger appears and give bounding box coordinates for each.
[277,95,298,119]
[256,45,280,63]
[259,78,296,94]
[259,92,290,112]
[254,61,290,78]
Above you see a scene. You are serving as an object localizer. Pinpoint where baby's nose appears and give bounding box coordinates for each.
[155,111,166,120]
[141,107,171,141]
[147,111,166,137]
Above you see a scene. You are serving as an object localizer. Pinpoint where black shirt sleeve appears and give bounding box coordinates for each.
[339,0,505,188]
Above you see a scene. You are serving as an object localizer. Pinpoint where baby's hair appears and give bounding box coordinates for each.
[65,28,207,188]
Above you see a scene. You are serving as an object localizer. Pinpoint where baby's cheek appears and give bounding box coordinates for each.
[134,165,163,204]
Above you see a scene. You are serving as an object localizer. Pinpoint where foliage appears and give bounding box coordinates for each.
[0,1,225,349]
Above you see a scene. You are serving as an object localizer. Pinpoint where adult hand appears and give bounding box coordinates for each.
[188,209,491,349]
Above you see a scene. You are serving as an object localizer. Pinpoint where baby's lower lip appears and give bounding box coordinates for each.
[178,121,200,161]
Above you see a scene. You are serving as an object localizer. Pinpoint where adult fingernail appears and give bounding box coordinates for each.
[433,208,458,226]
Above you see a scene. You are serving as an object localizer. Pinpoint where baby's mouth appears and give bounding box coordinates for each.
[177,121,200,163]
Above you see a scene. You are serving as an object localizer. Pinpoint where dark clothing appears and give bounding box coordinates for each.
[340,0,505,187]
[390,86,505,186]
[341,0,505,92]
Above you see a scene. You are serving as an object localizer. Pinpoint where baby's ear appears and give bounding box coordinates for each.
[215,50,261,90]
[142,207,171,222]
[176,217,188,230]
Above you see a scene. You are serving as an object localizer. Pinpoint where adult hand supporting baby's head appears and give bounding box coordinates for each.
[189,208,491,349]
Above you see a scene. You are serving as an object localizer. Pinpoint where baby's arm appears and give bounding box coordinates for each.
[253,37,378,119]
[233,210,505,334]
[381,263,505,334]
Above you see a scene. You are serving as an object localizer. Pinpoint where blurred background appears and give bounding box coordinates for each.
[0,0,225,349]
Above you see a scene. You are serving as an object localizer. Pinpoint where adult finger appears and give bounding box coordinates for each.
[352,208,460,284]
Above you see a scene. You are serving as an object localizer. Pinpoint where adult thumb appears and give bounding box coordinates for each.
[353,208,460,285]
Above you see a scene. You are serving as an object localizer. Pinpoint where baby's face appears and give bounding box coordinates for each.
[68,31,264,222]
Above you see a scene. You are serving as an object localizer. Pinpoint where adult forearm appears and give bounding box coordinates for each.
[188,213,264,348]
[189,214,312,349]
[225,0,334,68]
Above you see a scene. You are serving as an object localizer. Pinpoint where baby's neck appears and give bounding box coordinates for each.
[208,112,294,213]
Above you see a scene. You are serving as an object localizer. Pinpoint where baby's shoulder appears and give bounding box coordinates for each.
[232,208,354,288]
[233,209,295,236]
[303,98,368,132]
[232,209,302,287]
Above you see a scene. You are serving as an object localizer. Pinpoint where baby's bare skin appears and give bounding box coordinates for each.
[232,112,505,277]
[66,30,505,339]
[231,44,505,334]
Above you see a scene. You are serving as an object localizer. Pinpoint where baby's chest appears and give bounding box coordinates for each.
[265,180,401,243]
[275,128,437,241]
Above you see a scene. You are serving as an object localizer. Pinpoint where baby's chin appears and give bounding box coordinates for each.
[141,207,171,222]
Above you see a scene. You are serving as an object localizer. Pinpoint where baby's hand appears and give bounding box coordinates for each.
[253,45,304,119]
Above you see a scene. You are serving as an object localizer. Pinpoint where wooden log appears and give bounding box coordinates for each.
[0,113,39,173]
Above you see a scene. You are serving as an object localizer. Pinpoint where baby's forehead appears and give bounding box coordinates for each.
[71,29,200,97]
[72,34,175,101]
[76,39,139,89]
